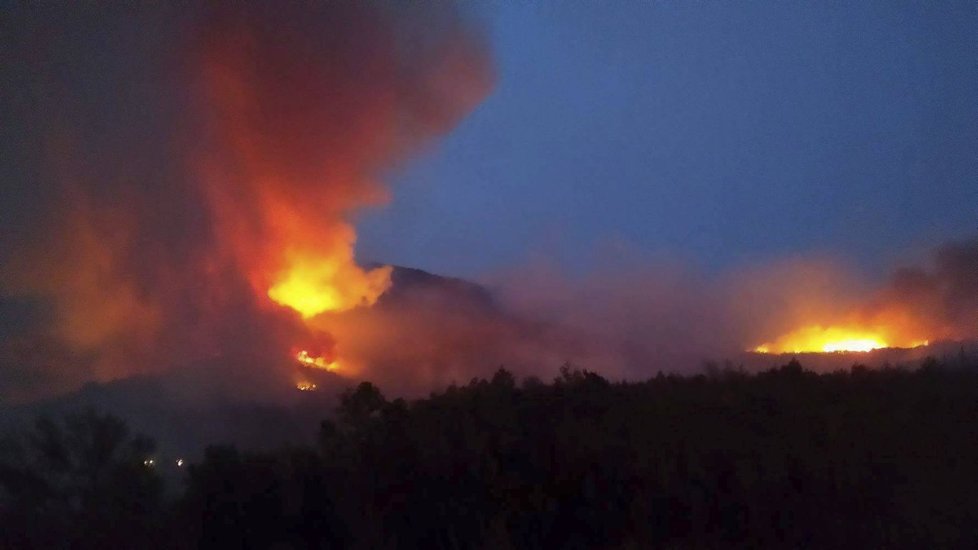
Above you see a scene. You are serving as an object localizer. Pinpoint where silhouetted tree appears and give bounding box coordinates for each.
[0,409,163,548]
[8,355,978,548]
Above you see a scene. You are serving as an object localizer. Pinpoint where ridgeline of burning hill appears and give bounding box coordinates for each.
[0,265,508,454]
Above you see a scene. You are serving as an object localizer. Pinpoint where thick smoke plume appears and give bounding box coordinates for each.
[1,5,975,406]
[0,3,492,402]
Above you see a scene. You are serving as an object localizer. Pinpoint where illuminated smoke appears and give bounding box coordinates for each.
[0,3,492,401]
[309,238,978,393]
[738,239,978,355]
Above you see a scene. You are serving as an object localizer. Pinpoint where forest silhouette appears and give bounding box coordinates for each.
[2,355,978,548]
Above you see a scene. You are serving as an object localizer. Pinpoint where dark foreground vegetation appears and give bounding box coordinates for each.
[3,356,978,549]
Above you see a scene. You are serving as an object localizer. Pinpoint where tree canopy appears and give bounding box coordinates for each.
[3,356,978,548]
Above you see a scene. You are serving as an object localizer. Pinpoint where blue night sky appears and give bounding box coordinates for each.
[358,2,977,279]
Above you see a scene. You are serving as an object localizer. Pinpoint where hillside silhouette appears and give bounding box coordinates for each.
[4,355,978,548]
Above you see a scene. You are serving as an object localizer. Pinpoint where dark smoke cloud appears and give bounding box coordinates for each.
[881,237,978,340]
[0,3,492,403]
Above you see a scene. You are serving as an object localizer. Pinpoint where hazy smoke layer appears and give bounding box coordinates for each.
[320,237,978,395]
[0,3,492,403]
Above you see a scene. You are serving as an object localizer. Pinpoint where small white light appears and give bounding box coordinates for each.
[176,458,184,467]
[143,458,155,467]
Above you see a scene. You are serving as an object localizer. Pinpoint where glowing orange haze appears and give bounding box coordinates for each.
[753,324,929,353]
[190,3,492,385]
[255,200,393,319]
[246,194,392,320]
[752,305,933,354]
[295,349,340,372]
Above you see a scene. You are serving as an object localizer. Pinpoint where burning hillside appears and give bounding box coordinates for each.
[194,3,493,378]
[752,325,929,354]
[0,3,493,401]
[1,4,976,406]
[745,240,977,355]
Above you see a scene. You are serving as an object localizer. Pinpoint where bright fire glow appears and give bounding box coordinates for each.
[193,9,492,397]
[296,350,340,372]
[268,268,342,317]
[820,337,886,353]
[296,381,317,391]
[753,325,930,354]
[267,252,392,318]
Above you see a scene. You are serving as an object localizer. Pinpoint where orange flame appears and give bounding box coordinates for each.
[753,324,930,354]
[296,350,340,372]
[267,253,391,319]
[192,3,491,386]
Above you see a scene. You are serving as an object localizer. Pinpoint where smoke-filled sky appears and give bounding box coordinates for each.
[1,2,976,404]
[0,2,494,401]
[359,2,977,277]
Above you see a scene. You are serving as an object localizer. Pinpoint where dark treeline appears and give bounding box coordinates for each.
[3,356,978,548]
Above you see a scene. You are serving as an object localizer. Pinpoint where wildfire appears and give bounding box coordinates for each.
[295,381,317,392]
[266,251,392,319]
[753,324,930,354]
[188,1,492,396]
[266,253,384,379]
[296,350,340,372]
